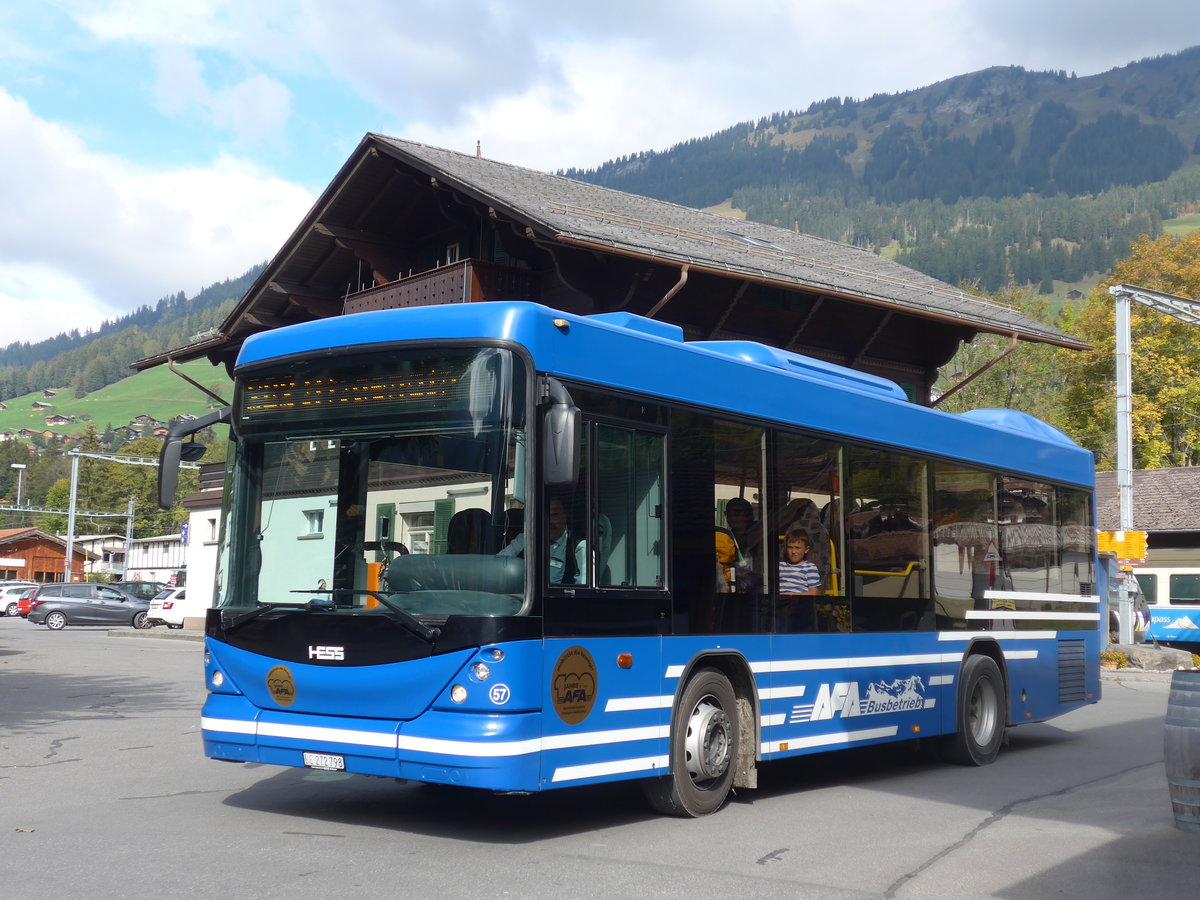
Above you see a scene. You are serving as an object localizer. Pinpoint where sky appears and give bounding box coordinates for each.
[1,1,1198,349]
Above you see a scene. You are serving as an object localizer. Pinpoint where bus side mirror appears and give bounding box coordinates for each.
[158,406,232,508]
[542,378,579,487]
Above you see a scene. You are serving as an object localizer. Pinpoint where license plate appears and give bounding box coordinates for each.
[303,752,345,771]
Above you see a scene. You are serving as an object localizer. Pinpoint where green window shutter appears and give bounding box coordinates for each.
[433,499,456,555]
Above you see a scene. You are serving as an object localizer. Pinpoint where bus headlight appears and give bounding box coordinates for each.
[486,648,504,662]
[470,662,491,682]
[211,670,225,688]
[450,684,468,703]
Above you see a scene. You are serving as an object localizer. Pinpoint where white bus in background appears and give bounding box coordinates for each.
[1134,566,1200,648]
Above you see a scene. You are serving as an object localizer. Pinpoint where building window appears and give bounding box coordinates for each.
[402,511,435,554]
[302,509,325,538]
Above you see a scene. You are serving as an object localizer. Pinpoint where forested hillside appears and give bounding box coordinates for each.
[566,48,1200,295]
[0,264,262,401]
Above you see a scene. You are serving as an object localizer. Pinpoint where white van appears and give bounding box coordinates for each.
[1134,566,1200,647]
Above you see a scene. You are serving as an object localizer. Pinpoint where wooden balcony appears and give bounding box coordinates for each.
[343,259,538,314]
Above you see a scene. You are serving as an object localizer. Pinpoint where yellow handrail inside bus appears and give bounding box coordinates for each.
[852,560,925,578]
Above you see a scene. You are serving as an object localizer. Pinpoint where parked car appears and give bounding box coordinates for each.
[26,583,153,630]
[1,582,38,617]
[146,587,188,629]
[16,586,41,618]
[110,581,169,602]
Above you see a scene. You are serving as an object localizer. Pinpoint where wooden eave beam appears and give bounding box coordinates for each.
[850,311,893,368]
[785,295,826,349]
[706,282,750,339]
[314,223,390,244]
[265,281,342,319]
[287,295,342,318]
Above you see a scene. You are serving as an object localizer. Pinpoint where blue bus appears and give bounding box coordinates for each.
[161,301,1103,816]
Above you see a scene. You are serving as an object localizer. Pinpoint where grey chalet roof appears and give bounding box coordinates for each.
[132,134,1088,381]
[1096,468,1200,533]
[372,137,1083,348]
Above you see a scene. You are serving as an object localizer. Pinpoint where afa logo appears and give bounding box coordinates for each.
[791,675,930,724]
[551,645,597,725]
[266,665,297,707]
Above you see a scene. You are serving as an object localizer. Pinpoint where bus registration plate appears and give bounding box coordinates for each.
[303,752,345,771]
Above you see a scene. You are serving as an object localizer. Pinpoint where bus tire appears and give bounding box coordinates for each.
[941,654,1006,766]
[643,667,739,817]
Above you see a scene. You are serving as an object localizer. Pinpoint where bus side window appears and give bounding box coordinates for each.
[596,425,665,588]
[847,447,930,632]
[773,432,843,634]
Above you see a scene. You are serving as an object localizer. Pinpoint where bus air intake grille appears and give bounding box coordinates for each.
[1058,639,1087,703]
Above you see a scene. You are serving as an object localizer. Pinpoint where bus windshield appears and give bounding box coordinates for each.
[219,346,528,619]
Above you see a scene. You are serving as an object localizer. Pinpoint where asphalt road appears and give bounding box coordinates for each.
[1,615,1195,899]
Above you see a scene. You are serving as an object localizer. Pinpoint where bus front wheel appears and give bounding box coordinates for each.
[941,654,1006,766]
[643,667,739,817]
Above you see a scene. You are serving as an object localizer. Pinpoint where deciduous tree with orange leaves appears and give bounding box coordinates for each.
[1057,232,1200,468]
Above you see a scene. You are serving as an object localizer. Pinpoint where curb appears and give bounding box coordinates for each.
[108,628,204,643]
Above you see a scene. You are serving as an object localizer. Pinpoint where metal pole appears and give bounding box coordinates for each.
[65,453,79,583]
[1112,288,1134,644]
[123,498,135,580]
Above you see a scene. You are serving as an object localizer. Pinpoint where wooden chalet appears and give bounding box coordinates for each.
[133,135,1089,402]
[0,527,95,582]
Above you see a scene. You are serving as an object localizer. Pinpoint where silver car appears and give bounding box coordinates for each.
[26,583,152,630]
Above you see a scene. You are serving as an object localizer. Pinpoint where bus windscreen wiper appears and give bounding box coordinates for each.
[222,601,311,631]
[299,588,441,644]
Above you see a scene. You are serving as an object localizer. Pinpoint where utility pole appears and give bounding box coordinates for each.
[1107,284,1200,643]
[62,450,199,583]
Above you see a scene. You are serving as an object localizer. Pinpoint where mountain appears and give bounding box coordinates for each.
[565,47,1200,296]
[0,264,263,403]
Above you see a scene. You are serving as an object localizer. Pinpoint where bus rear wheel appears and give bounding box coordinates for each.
[643,667,739,817]
[941,654,1006,766]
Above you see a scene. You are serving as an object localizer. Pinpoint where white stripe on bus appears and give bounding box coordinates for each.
[965,610,1099,621]
[604,695,674,712]
[983,590,1099,605]
[762,725,898,754]
[939,631,1056,641]
[551,755,669,783]
[669,651,964,680]
[203,717,670,758]
[757,684,807,700]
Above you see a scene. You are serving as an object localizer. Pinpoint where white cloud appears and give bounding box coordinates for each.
[68,0,238,46]
[0,87,313,346]
[0,262,113,341]
[145,44,294,145]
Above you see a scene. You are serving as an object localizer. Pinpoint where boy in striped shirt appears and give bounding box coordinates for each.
[779,526,821,595]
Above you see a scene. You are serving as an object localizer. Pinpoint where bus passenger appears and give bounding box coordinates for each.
[779,527,821,595]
